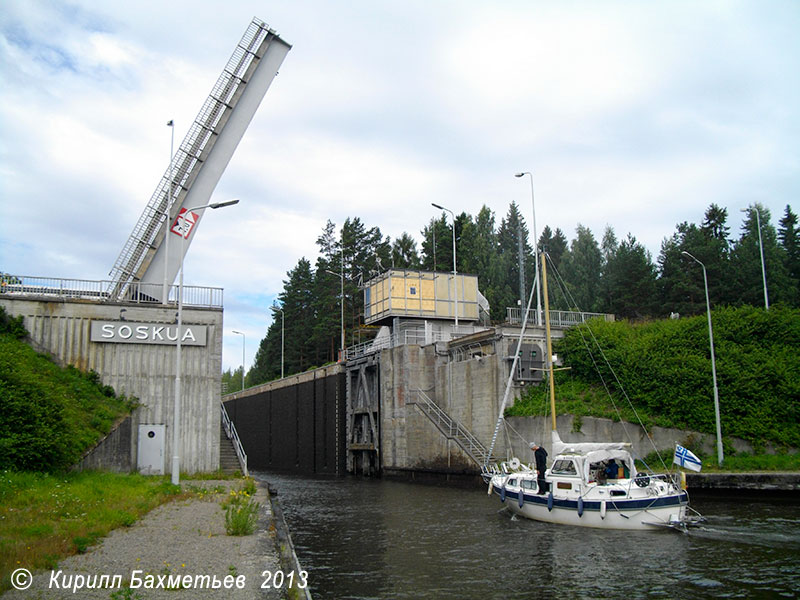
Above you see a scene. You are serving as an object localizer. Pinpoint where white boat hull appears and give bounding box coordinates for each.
[489,478,689,531]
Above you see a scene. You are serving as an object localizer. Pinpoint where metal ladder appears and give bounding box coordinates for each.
[107,18,276,300]
[409,389,494,467]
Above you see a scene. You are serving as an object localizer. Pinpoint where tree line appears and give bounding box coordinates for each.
[222,202,799,390]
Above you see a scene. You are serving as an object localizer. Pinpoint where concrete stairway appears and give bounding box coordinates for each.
[219,422,241,474]
[409,390,494,467]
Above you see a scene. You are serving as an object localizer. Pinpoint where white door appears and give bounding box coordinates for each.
[137,424,166,475]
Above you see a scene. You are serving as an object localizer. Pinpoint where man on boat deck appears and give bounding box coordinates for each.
[530,443,549,494]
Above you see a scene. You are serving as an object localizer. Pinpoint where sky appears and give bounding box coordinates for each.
[1,0,799,373]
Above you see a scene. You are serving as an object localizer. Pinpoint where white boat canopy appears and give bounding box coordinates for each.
[551,431,639,481]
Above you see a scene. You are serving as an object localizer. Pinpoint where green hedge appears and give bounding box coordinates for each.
[510,305,800,448]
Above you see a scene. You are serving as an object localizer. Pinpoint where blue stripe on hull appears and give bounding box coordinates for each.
[492,486,688,512]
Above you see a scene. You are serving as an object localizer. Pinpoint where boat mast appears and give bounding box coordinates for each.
[541,251,557,431]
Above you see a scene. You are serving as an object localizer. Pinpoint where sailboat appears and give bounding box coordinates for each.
[483,252,701,531]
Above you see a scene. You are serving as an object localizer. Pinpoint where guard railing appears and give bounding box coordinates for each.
[0,276,223,308]
[506,307,614,327]
[220,401,248,476]
[408,389,494,467]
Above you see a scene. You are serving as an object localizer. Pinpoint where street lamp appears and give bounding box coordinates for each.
[326,268,345,358]
[431,203,459,328]
[682,251,723,467]
[232,330,245,391]
[171,198,239,485]
[740,206,769,310]
[515,172,541,326]
[325,235,345,358]
[280,308,285,379]
[163,119,175,305]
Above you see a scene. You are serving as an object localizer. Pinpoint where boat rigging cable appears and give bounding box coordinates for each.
[544,259,672,473]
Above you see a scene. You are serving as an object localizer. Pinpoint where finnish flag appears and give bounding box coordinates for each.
[673,444,703,472]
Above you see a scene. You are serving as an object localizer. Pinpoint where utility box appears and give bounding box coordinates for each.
[364,270,480,325]
[515,343,544,382]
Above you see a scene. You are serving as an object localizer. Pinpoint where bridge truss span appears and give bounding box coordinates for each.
[108,18,291,302]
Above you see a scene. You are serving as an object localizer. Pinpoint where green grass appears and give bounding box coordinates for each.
[0,471,188,592]
[700,452,800,472]
[0,327,137,472]
[633,447,800,474]
[222,479,260,536]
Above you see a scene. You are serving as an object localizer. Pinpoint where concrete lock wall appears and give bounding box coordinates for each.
[1,297,223,474]
[505,414,773,463]
[223,364,345,475]
[379,339,515,474]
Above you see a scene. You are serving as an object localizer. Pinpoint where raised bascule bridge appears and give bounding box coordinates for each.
[1,16,613,481]
[1,18,290,476]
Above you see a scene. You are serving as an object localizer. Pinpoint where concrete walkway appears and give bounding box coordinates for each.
[686,471,800,493]
[3,480,306,599]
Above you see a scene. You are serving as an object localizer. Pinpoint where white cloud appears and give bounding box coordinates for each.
[1,0,799,371]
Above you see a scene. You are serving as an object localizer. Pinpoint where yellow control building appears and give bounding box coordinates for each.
[364,270,480,325]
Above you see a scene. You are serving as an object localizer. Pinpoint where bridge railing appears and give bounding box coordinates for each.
[505,307,614,327]
[0,275,223,308]
[344,323,493,361]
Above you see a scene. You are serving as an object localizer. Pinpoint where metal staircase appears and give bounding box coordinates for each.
[107,18,286,300]
[408,390,494,467]
[220,402,248,476]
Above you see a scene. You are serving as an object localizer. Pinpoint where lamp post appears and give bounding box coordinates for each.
[431,203,458,328]
[163,120,175,305]
[232,330,245,391]
[515,172,541,326]
[326,268,345,358]
[171,198,239,485]
[325,237,345,359]
[741,206,769,310]
[682,251,723,467]
[280,308,285,379]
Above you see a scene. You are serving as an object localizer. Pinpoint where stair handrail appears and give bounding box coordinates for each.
[410,389,493,465]
[220,401,249,476]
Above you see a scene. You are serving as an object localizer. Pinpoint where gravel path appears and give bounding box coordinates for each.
[4,480,298,600]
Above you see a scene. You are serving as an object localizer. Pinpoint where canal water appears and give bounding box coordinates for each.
[255,472,800,599]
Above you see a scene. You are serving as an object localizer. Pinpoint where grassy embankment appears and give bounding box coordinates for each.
[0,472,187,590]
[0,308,244,591]
[507,305,800,471]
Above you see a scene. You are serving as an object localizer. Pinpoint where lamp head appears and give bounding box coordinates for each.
[431,203,444,210]
[515,172,525,178]
[210,199,240,209]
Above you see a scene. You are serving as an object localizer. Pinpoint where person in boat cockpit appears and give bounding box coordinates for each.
[529,443,549,494]
[605,459,618,480]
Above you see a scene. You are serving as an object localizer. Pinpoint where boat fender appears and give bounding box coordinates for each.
[487,480,494,495]
[509,457,521,470]
[518,489,525,508]
[547,492,554,512]
[680,471,687,490]
[577,497,584,517]
[600,500,607,519]
[500,485,506,503]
